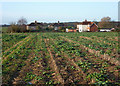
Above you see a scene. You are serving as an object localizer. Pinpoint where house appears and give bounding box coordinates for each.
[52,21,65,31]
[100,28,115,32]
[48,25,54,28]
[77,20,98,32]
[26,21,44,30]
[66,28,77,32]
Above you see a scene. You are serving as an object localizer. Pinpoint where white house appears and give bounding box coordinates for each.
[77,24,90,32]
[77,20,98,32]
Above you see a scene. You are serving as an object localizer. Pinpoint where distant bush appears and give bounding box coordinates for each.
[7,24,27,33]
[114,27,120,32]
[7,24,19,33]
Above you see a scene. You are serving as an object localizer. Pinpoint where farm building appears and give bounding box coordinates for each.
[66,28,77,32]
[26,21,44,30]
[77,20,98,32]
[100,28,115,32]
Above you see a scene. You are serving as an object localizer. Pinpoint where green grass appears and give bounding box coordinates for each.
[2,27,8,33]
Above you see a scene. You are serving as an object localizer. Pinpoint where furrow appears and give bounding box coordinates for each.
[60,36,120,66]
[44,39,64,84]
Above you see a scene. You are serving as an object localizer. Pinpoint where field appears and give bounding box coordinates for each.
[2,32,120,85]
[1,27,8,33]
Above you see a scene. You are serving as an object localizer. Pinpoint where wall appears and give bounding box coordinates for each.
[27,26,36,30]
[90,24,98,32]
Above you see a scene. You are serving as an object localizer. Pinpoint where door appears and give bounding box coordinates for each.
[79,25,82,32]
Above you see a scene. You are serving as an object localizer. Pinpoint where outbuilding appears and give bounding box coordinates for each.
[66,28,77,32]
[100,28,115,32]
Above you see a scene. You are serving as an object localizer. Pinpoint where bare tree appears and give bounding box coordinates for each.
[9,22,16,25]
[7,17,28,33]
[98,16,112,28]
[17,17,27,32]
[17,17,27,25]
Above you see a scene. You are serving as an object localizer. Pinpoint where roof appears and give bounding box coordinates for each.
[28,22,44,26]
[81,20,94,25]
[52,23,65,27]
[81,22,94,25]
[90,23,98,27]
[66,28,76,30]
[100,28,113,30]
[77,20,94,25]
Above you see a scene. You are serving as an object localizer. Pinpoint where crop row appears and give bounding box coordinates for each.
[58,35,120,66]
[2,32,120,85]
[43,33,120,85]
[62,34,118,56]
[2,34,28,52]
[2,34,38,84]
[9,34,63,85]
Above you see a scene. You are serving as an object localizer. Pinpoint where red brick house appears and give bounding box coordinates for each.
[90,23,98,32]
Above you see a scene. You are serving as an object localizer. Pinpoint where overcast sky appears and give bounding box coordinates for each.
[1,2,118,24]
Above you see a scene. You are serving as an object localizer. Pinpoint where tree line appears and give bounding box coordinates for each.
[6,16,120,33]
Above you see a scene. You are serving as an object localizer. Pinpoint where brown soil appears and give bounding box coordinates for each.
[58,36,119,83]
[48,38,87,84]
[50,38,99,84]
[44,39,64,84]
[12,52,36,84]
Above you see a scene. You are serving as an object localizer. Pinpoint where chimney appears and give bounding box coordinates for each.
[35,21,37,24]
[58,21,60,24]
[85,19,87,22]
